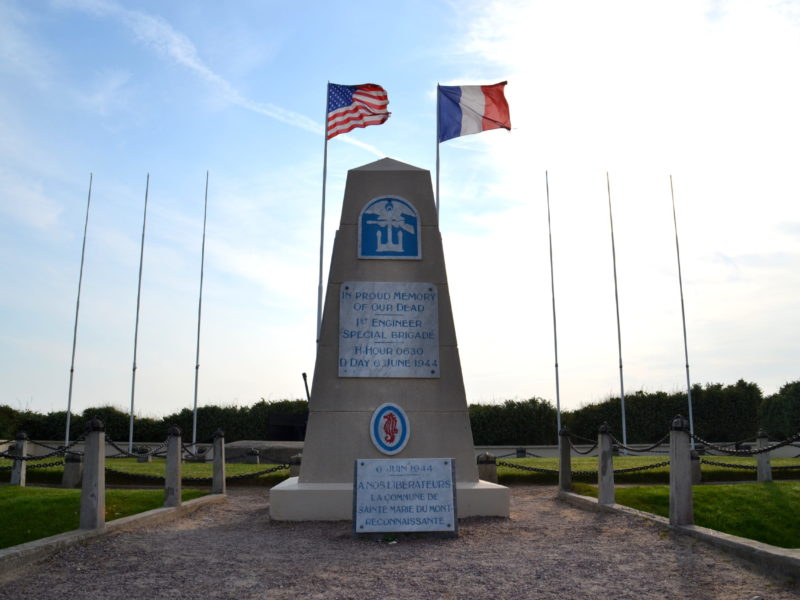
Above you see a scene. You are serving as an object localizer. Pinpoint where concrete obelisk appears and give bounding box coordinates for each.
[270,157,508,520]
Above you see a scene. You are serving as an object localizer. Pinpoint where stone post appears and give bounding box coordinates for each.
[558,426,572,492]
[756,429,772,483]
[62,453,83,488]
[289,453,302,478]
[79,417,105,530]
[10,432,28,487]
[136,446,152,463]
[477,452,498,484]
[598,422,615,505]
[245,448,260,464]
[164,425,182,508]
[690,450,702,485]
[212,429,226,495]
[669,415,693,526]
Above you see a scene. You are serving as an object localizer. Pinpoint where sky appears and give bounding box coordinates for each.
[2,0,800,421]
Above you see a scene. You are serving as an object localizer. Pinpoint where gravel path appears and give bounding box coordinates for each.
[1,486,797,600]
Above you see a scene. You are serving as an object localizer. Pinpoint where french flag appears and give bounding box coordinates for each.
[437,81,511,143]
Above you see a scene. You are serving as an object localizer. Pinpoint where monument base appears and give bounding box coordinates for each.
[269,477,509,521]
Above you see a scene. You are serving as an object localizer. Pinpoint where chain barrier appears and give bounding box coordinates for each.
[181,443,202,458]
[491,450,544,459]
[0,447,65,461]
[772,464,800,471]
[567,438,599,455]
[26,460,66,470]
[497,460,558,474]
[609,432,670,454]
[104,463,290,483]
[183,464,290,483]
[496,459,671,476]
[690,431,800,456]
[105,437,170,459]
[699,458,757,470]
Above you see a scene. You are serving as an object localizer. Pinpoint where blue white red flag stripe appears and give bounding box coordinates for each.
[327,83,390,140]
[437,81,511,142]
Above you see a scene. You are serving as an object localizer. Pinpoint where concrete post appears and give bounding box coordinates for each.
[136,446,152,463]
[669,415,693,526]
[62,453,83,488]
[289,453,302,478]
[690,450,702,485]
[10,432,28,487]
[597,422,615,505]
[756,429,772,483]
[476,452,498,484]
[79,417,105,530]
[164,426,182,507]
[212,429,226,495]
[245,448,260,464]
[558,426,572,492]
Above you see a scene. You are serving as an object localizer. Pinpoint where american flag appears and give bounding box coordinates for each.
[327,83,390,140]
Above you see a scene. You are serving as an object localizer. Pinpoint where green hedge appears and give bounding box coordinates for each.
[2,378,797,445]
[562,380,763,443]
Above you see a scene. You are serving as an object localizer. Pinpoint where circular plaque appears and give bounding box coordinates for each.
[370,403,410,455]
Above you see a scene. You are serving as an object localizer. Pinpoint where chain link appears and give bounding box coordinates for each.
[103,463,290,483]
[183,464,290,483]
[26,460,66,470]
[690,431,800,456]
[567,439,599,455]
[699,458,757,470]
[609,432,670,454]
[496,459,670,476]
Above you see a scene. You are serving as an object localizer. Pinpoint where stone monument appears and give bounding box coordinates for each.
[270,157,509,520]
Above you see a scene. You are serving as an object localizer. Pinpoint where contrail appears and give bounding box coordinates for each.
[56,0,385,157]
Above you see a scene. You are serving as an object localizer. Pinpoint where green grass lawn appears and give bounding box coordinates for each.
[0,486,207,549]
[3,454,797,486]
[571,480,800,549]
[0,457,290,486]
[496,455,800,485]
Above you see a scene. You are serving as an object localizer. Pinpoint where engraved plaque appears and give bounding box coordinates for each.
[339,281,439,378]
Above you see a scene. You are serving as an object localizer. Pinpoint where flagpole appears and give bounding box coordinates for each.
[606,172,628,448]
[670,175,695,446]
[65,173,93,446]
[545,171,561,433]
[435,84,440,216]
[192,171,209,451]
[129,173,149,453]
[317,83,330,342]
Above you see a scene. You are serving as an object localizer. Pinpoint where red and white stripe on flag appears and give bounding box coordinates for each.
[327,83,390,140]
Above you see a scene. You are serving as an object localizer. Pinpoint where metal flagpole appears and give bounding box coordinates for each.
[435,84,440,216]
[670,175,695,445]
[317,83,330,342]
[65,173,93,446]
[545,171,562,433]
[192,171,209,451]
[606,172,628,448]
[129,174,150,453]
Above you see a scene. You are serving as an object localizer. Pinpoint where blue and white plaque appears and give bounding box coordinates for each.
[370,403,410,455]
[358,196,421,259]
[338,281,439,378]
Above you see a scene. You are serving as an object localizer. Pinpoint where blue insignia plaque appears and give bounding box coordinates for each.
[358,196,421,259]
